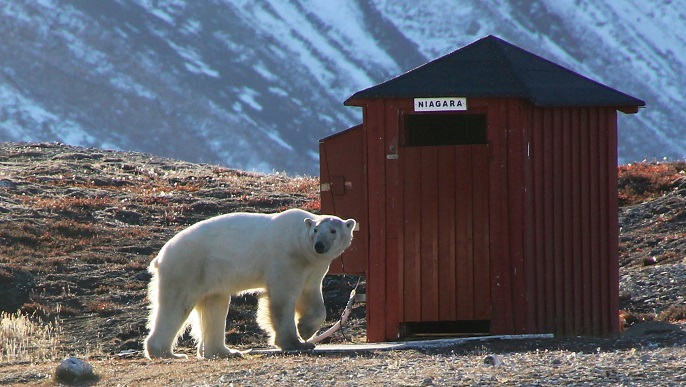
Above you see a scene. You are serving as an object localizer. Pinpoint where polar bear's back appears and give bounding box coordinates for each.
[182,208,311,242]
[152,209,313,271]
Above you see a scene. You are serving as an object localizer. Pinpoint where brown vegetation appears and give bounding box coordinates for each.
[618,160,686,206]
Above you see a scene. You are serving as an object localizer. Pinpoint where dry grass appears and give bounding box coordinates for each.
[0,310,62,363]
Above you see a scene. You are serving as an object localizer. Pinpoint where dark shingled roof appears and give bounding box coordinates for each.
[345,35,645,111]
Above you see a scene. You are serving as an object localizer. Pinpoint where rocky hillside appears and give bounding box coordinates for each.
[1,142,685,361]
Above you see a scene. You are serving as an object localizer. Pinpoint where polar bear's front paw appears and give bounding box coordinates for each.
[145,350,188,360]
[200,345,245,359]
[278,339,316,352]
[144,339,189,360]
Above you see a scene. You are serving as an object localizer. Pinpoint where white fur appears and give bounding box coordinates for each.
[143,209,356,359]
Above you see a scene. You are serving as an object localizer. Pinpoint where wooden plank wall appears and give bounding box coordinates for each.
[489,99,520,334]
[361,98,620,341]
[383,100,402,340]
[363,99,407,341]
[364,99,390,342]
[489,100,619,336]
[319,125,368,275]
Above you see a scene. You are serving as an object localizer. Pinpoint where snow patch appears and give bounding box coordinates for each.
[262,129,293,151]
[167,41,220,78]
[238,88,263,111]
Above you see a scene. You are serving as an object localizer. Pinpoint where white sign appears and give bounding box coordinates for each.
[414,97,467,112]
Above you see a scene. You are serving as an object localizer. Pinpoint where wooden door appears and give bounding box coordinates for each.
[319,125,368,274]
[398,144,491,323]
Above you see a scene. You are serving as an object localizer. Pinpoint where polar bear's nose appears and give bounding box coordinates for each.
[314,241,327,254]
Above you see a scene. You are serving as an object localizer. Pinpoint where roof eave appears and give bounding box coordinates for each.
[346,95,645,114]
[617,105,642,114]
[343,96,364,107]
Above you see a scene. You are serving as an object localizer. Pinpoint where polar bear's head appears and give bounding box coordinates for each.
[304,216,356,257]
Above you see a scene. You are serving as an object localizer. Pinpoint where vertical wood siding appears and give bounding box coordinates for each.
[518,104,620,336]
[319,125,368,274]
[365,99,390,342]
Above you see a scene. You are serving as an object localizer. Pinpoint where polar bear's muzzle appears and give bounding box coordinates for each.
[314,241,329,254]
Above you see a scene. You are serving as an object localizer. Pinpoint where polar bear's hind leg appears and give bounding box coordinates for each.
[144,283,193,359]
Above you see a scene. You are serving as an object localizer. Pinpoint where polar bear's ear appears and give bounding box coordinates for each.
[304,218,315,229]
[345,219,356,230]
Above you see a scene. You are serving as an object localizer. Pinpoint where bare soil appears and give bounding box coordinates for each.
[1,142,686,386]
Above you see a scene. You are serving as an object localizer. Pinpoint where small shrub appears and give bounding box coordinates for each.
[621,311,655,326]
[94,284,111,295]
[46,256,70,268]
[299,198,321,213]
[0,223,44,248]
[122,281,147,291]
[21,302,78,319]
[123,257,150,272]
[22,196,114,211]
[141,195,170,205]
[657,305,686,322]
[86,301,118,317]
[50,220,99,238]
[0,266,14,281]
[618,162,686,206]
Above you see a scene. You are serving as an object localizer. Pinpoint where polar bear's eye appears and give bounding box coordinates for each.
[313,228,318,233]
[330,229,336,234]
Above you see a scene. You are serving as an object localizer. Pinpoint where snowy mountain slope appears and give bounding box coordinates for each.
[0,0,417,173]
[0,0,684,174]
[374,0,686,163]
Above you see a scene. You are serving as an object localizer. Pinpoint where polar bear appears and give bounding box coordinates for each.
[143,208,356,359]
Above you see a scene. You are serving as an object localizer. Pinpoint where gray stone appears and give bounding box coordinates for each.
[54,357,95,383]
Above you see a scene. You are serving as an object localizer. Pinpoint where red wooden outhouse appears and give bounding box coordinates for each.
[320,35,645,342]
